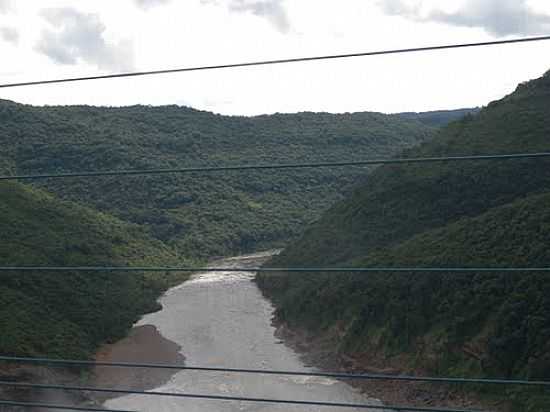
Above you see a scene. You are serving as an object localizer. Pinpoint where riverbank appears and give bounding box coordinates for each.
[0,367,87,410]
[272,319,508,411]
[91,325,185,403]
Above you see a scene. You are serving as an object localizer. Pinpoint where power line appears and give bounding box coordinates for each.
[0,400,135,412]
[0,381,488,412]
[0,355,546,387]
[1,152,550,182]
[0,31,545,412]
[0,36,549,89]
[0,266,549,273]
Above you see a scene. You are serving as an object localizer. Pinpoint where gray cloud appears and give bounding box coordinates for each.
[35,8,134,71]
[379,0,550,36]
[134,0,171,10]
[0,26,18,44]
[203,0,290,33]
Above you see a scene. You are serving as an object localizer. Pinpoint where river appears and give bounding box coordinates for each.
[104,252,383,411]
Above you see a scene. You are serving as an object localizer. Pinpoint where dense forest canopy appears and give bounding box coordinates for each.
[0,103,462,359]
[0,102,437,258]
[0,181,190,358]
[257,71,550,411]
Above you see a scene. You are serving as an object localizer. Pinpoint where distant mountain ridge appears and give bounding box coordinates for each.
[0,102,434,259]
[396,107,480,127]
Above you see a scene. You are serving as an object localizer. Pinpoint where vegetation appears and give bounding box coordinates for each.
[0,181,188,358]
[257,71,550,411]
[0,103,439,360]
[0,102,434,258]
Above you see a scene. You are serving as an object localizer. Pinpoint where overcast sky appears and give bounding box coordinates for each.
[0,0,549,115]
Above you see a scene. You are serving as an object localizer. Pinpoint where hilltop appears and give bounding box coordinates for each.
[0,103,434,258]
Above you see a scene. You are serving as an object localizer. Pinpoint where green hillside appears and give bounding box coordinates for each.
[257,71,550,410]
[0,102,433,258]
[0,181,186,359]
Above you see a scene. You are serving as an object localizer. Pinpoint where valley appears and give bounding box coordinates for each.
[1,72,548,411]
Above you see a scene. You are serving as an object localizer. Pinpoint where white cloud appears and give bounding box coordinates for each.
[0,0,549,116]
[379,0,550,36]
[35,7,135,71]
[203,0,290,33]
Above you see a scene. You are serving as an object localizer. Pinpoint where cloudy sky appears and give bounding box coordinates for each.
[0,0,549,115]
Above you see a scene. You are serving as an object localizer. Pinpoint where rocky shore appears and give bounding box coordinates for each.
[272,319,507,411]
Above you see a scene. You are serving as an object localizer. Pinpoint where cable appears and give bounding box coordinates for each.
[0,399,136,412]
[0,36,549,89]
[0,33,545,412]
[0,381,488,412]
[0,355,547,387]
[0,266,549,272]
[1,152,550,181]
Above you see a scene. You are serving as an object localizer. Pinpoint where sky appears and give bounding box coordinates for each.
[0,0,549,115]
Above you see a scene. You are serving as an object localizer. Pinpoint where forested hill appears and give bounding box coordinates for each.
[257,71,550,410]
[0,103,433,258]
[0,181,185,359]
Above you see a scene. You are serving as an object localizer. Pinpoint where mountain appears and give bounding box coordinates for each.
[257,71,550,410]
[0,102,433,259]
[0,181,186,359]
[397,108,480,127]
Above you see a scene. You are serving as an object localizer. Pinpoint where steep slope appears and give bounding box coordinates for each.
[257,71,550,410]
[0,103,433,258]
[272,71,550,266]
[0,181,185,359]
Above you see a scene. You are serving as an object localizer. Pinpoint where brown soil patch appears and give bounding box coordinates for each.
[91,324,184,402]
